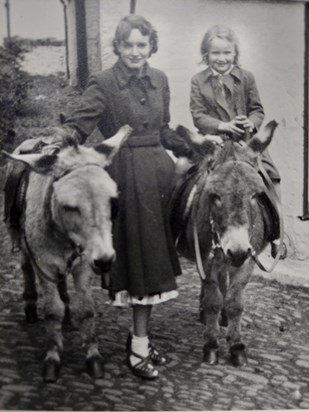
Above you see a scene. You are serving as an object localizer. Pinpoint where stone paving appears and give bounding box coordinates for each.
[1,191,309,411]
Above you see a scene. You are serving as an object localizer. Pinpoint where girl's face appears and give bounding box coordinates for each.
[117,28,152,72]
[207,37,236,74]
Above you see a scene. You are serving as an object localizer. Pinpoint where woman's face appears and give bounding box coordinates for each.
[207,37,236,74]
[117,28,152,71]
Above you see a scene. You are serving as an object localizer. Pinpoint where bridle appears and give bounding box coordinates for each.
[23,163,106,284]
[192,152,285,281]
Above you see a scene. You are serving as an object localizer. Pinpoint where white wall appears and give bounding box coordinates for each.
[99,0,308,259]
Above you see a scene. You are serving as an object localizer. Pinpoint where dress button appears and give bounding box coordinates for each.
[143,121,148,128]
[140,97,146,105]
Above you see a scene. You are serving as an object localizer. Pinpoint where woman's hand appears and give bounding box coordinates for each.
[202,134,223,145]
[175,156,194,176]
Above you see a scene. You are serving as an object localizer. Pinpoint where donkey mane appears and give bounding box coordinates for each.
[211,140,237,169]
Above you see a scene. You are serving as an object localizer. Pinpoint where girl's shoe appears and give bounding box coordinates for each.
[126,333,167,365]
[127,351,159,380]
[271,241,287,260]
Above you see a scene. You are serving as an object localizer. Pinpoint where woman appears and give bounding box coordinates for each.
[60,15,192,379]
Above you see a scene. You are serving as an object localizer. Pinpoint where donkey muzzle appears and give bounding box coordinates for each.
[226,247,252,267]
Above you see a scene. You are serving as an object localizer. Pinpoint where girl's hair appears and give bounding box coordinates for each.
[200,25,239,65]
[113,15,158,56]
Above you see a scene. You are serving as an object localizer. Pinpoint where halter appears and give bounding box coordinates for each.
[23,163,105,284]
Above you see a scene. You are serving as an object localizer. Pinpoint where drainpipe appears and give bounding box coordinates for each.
[130,0,136,14]
[59,0,70,80]
[300,2,309,220]
[75,0,88,89]
[4,0,11,40]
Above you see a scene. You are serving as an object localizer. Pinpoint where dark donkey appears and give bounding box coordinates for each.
[172,120,279,366]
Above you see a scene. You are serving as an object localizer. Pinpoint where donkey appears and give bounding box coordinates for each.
[3,125,132,382]
[172,121,279,366]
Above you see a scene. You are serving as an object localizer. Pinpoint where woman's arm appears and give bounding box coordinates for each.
[160,77,193,158]
[62,74,108,144]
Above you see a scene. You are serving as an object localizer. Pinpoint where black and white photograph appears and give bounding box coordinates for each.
[0,0,309,410]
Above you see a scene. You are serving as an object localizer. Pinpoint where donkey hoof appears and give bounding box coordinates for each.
[43,360,60,382]
[86,357,104,379]
[25,306,38,323]
[203,344,219,364]
[230,343,248,367]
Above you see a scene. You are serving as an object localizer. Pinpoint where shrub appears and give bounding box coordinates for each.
[0,37,32,152]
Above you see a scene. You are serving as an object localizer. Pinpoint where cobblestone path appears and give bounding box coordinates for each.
[1,192,309,411]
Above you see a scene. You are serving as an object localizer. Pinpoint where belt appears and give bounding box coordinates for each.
[124,132,161,148]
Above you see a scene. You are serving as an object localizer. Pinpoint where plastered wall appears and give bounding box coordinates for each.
[99,0,308,259]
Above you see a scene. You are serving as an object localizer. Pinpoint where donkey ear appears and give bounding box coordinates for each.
[247,120,278,154]
[2,150,58,174]
[94,124,132,162]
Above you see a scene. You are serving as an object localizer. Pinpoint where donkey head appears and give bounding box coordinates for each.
[3,125,132,275]
[202,121,278,267]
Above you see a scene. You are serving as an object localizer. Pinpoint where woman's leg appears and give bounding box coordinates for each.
[128,304,159,378]
[133,304,152,337]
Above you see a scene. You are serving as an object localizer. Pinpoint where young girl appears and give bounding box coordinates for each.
[190,24,286,259]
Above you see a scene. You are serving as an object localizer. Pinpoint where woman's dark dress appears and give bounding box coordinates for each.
[63,60,190,296]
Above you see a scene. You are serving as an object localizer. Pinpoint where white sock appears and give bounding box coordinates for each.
[130,335,152,367]
[272,239,280,245]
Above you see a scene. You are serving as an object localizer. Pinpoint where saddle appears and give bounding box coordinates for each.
[3,162,29,252]
[170,165,200,242]
[257,175,280,242]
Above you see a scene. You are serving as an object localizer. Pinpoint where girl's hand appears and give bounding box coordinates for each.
[218,120,245,136]
[235,116,255,133]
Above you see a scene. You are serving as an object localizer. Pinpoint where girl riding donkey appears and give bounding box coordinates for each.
[189,24,287,259]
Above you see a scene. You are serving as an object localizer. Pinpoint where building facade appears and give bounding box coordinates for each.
[65,0,309,259]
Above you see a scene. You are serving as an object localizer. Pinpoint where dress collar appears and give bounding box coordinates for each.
[114,59,157,89]
[211,65,234,77]
[202,65,242,83]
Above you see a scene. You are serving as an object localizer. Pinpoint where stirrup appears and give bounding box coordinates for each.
[127,350,159,380]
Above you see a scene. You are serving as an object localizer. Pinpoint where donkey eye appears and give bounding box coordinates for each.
[210,193,222,207]
[250,194,259,204]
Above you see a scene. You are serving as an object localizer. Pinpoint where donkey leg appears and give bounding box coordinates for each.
[218,270,229,327]
[72,260,103,379]
[201,280,223,364]
[57,274,71,325]
[225,276,248,367]
[40,280,65,382]
[21,252,38,323]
